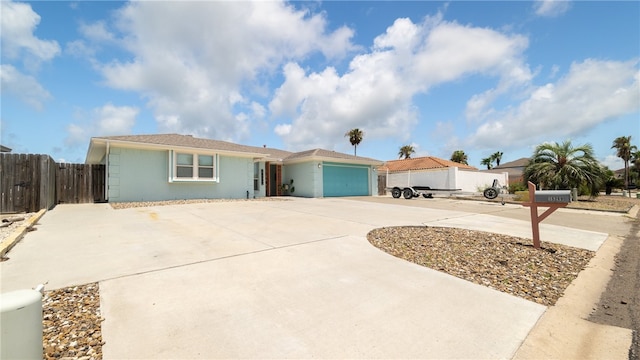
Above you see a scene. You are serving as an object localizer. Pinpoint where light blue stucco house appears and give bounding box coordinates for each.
[85,134,383,202]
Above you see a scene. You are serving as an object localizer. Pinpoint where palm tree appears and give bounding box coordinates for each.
[480,157,493,170]
[632,149,640,185]
[345,128,364,156]
[611,136,636,195]
[491,151,503,167]
[398,145,416,159]
[450,150,468,165]
[524,140,603,196]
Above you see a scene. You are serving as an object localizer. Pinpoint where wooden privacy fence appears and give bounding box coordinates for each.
[56,163,105,205]
[0,154,56,214]
[0,153,106,213]
[377,174,387,195]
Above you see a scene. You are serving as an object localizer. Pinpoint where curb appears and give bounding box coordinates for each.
[0,208,47,258]
[453,195,638,214]
[513,234,633,359]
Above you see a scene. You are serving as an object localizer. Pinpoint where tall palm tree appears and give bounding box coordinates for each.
[491,151,503,167]
[480,157,493,170]
[450,150,468,165]
[524,140,603,196]
[345,128,364,156]
[611,136,636,195]
[398,145,415,159]
[632,149,640,184]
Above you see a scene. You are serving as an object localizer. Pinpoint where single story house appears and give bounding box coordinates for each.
[378,156,509,193]
[483,157,529,185]
[85,134,383,202]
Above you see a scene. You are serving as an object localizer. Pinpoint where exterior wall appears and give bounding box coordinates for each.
[456,169,509,192]
[284,161,321,197]
[107,146,254,202]
[384,167,508,193]
[370,167,379,196]
[385,168,455,190]
[283,161,377,198]
[485,167,525,185]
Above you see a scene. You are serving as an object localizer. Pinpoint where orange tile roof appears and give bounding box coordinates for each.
[378,156,477,172]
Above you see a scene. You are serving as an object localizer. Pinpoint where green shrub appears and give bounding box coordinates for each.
[508,182,527,194]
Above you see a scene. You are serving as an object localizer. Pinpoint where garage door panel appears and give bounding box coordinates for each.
[323,164,369,197]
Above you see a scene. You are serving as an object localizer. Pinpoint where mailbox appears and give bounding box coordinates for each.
[534,190,571,203]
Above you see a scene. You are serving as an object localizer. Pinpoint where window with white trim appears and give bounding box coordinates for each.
[170,151,219,182]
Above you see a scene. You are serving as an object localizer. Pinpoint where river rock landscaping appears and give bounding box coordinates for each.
[367,226,594,306]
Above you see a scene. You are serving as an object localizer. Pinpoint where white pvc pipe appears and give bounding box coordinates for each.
[0,289,43,359]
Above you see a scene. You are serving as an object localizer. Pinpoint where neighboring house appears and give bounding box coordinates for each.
[483,157,529,185]
[378,156,508,193]
[85,134,382,202]
[0,145,12,153]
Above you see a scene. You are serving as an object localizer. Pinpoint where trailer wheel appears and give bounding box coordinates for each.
[391,187,402,198]
[483,187,499,200]
[403,188,413,199]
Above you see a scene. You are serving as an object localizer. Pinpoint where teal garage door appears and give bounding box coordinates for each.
[322,163,369,197]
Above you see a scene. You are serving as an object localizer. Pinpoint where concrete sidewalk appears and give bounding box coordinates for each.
[0,197,632,358]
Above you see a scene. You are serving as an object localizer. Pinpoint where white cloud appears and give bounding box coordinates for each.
[67,19,119,61]
[468,59,640,150]
[274,123,292,136]
[94,104,138,135]
[65,124,87,147]
[271,16,531,150]
[533,0,571,17]
[65,104,138,146]
[79,21,115,43]
[0,1,60,63]
[97,1,355,142]
[0,1,59,109]
[65,39,96,58]
[0,64,51,110]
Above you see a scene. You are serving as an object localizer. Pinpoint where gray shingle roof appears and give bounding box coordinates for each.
[93,133,296,161]
[89,134,381,165]
[285,148,381,163]
[493,157,530,169]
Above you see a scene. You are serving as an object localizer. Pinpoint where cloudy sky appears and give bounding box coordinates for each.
[1,1,638,169]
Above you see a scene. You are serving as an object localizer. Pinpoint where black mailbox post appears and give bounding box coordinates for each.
[522,182,571,249]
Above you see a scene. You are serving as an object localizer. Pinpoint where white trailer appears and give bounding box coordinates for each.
[384,167,508,200]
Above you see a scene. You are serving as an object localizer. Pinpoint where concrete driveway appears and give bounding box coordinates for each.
[0,197,620,358]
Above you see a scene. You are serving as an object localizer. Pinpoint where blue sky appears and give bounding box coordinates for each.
[1,1,638,170]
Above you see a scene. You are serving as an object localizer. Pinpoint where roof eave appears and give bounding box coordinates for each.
[89,137,269,159]
[85,138,107,164]
[285,155,383,166]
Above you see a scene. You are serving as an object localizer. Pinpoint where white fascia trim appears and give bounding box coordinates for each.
[93,138,268,159]
[284,156,383,166]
